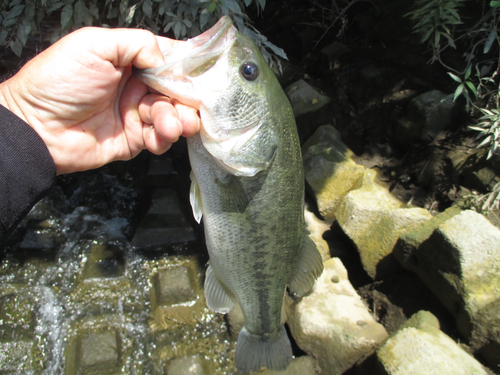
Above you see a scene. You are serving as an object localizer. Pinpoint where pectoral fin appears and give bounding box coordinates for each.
[189,171,203,223]
[204,265,234,313]
[289,233,324,297]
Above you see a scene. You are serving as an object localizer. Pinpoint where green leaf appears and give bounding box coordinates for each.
[484,30,496,54]
[209,2,217,12]
[89,3,99,18]
[61,4,73,30]
[143,0,153,19]
[74,0,86,26]
[200,8,210,29]
[9,38,22,57]
[125,4,138,24]
[453,84,464,101]
[448,72,462,83]
[173,21,182,39]
[465,81,478,98]
[464,65,472,80]
[491,1,500,7]
[6,4,25,20]
[17,19,31,46]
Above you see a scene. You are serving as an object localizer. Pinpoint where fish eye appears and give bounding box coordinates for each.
[241,62,259,81]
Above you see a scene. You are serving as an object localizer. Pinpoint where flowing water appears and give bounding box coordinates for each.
[0,146,237,374]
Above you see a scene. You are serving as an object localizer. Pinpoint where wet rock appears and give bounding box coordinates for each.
[285,79,331,117]
[150,258,205,328]
[84,242,125,279]
[394,209,500,368]
[394,90,456,146]
[146,152,178,187]
[226,300,244,338]
[75,330,121,374]
[321,42,351,70]
[153,266,198,306]
[356,311,490,375]
[302,125,365,223]
[287,258,388,375]
[0,290,37,340]
[256,355,319,375]
[0,340,38,373]
[304,206,332,261]
[167,355,210,375]
[335,170,432,279]
[132,188,196,249]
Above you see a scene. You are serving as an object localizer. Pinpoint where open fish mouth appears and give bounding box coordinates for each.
[132,16,237,106]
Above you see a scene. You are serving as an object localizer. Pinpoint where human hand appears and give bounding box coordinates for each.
[0,27,200,175]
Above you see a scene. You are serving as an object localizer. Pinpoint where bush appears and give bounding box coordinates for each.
[0,0,286,70]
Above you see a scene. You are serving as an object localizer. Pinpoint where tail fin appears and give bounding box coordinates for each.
[235,326,292,373]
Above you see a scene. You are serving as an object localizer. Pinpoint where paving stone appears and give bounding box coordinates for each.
[154,266,197,307]
[84,242,125,279]
[76,330,121,374]
[132,188,195,249]
[167,355,210,375]
[0,340,37,373]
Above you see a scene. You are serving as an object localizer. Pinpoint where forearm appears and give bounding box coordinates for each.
[0,104,56,247]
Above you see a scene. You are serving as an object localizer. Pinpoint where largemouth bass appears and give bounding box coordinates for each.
[133,16,323,373]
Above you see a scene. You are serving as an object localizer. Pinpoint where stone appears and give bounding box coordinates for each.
[394,90,456,146]
[304,206,332,261]
[0,291,36,340]
[84,242,125,279]
[357,311,489,375]
[153,266,197,307]
[146,152,178,187]
[76,330,121,374]
[335,169,432,279]
[394,209,500,368]
[287,258,388,375]
[149,258,206,328]
[132,188,196,249]
[167,355,210,375]
[0,340,37,373]
[285,79,331,117]
[302,125,365,223]
[255,355,318,375]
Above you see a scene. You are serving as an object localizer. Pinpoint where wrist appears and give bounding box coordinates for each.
[0,79,30,125]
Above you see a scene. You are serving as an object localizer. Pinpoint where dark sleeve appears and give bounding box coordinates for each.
[0,104,56,247]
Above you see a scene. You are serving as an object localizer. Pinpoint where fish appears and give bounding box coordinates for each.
[133,16,323,373]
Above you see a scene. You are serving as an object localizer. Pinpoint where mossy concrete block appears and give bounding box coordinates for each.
[76,330,121,373]
[302,125,366,223]
[132,188,195,249]
[285,79,331,117]
[335,170,432,279]
[149,258,206,329]
[287,258,388,375]
[84,242,125,279]
[0,340,38,373]
[0,291,37,340]
[167,355,210,375]
[256,355,319,375]
[394,209,500,367]
[153,266,198,307]
[368,311,489,375]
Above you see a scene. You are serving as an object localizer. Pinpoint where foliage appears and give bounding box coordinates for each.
[406,0,466,64]
[459,182,500,215]
[0,0,286,71]
[448,65,478,111]
[468,106,500,159]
